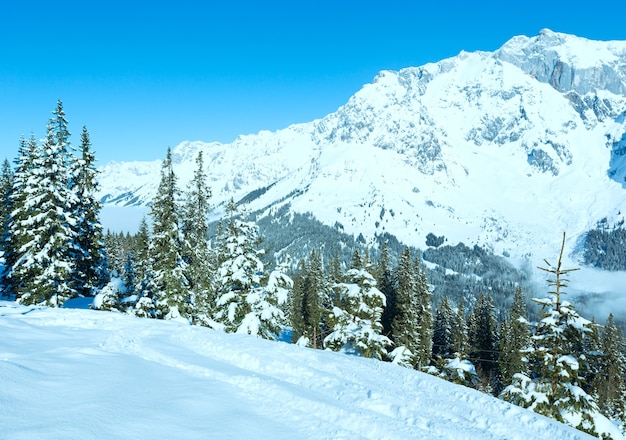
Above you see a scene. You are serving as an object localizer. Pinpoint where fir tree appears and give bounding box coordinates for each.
[133,217,150,284]
[213,200,264,332]
[239,258,292,340]
[290,249,328,347]
[324,256,391,360]
[452,300,469,358]
[12,102,80,306]
[181,151,214,325]
[119,252,137,311]
[5,135,37,298]
[595,314,626,424]
[432,296,455,359]
[149,147,189,319]
[377,241,397,338]
[71,126,108,296]
[498,287,530,386]
[0,158,14,295]
[414,256,433,369]
[389,248,432,369]
[501,233,614,438]
[468,293,499,385]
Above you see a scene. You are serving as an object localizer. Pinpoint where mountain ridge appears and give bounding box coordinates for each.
[97,29,626,266]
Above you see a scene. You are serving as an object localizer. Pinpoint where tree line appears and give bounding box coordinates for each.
[0,104,625,438]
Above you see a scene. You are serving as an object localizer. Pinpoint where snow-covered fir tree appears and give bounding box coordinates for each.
[70,126,108,296]
[10,102,81,306]
[0,158,14,295]
[240,258,292,340]
[4,136,36,297]
[148,147,189,320]
[213,200,289,339]
[180,151,215,326]
[501,233,617,439]
[324,251,391,360]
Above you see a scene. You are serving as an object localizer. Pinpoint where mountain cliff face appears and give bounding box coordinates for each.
[98,29,626,263]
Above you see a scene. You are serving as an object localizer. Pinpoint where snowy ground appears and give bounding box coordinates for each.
[0,301,597,440]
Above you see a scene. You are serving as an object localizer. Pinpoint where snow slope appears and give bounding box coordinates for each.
[0,301,600,439]
[97,29,626,265]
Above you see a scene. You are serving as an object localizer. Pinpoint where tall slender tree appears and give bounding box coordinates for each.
[594,314,626,424]
[290,249,327,347]
[181,151,214,324]
[71,126,108,296]
[0,158,14,295]
[498,287,530,386]
[376,242,397,338]
[148,147,188,319]
[468,293,498,383]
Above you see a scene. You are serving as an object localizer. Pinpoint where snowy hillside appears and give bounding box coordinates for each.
[98,29,626,263]
[0,301,598,439]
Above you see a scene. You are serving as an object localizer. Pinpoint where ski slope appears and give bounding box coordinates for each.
[0,301,599,439]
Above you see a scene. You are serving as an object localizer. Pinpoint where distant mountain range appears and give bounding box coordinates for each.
[98,29,626,268]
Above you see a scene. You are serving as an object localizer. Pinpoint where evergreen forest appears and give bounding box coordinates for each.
[1,103,625,438]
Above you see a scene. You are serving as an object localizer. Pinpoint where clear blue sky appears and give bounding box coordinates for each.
[1,0,625,165]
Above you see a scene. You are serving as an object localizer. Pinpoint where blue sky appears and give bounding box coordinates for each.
[1,1,625,165]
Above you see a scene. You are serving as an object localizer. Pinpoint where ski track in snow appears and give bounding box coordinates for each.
[0,302,595,439]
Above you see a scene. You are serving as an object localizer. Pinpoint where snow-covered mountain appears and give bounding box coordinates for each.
[0,300,606,439]
[98,29,626,263]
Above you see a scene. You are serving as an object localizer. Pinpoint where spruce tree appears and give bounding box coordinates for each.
[0,158,14,295]
[501,233,615,438]
[181,151,214,325]
[148,147,188,319]
[324,253,391,359]
[6,135,37,298]
[595,314,626,424]
[133,217,150,284]
[498,287,530,386]
[213,200,263,332]
[389,248,432,369]
[71,126,108,296]
[468,293,499,385]
[432,296,455,360]
[376,241,397,338]
[12,102,80,306]
[414,256,433,369]
[290,249,328,347]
